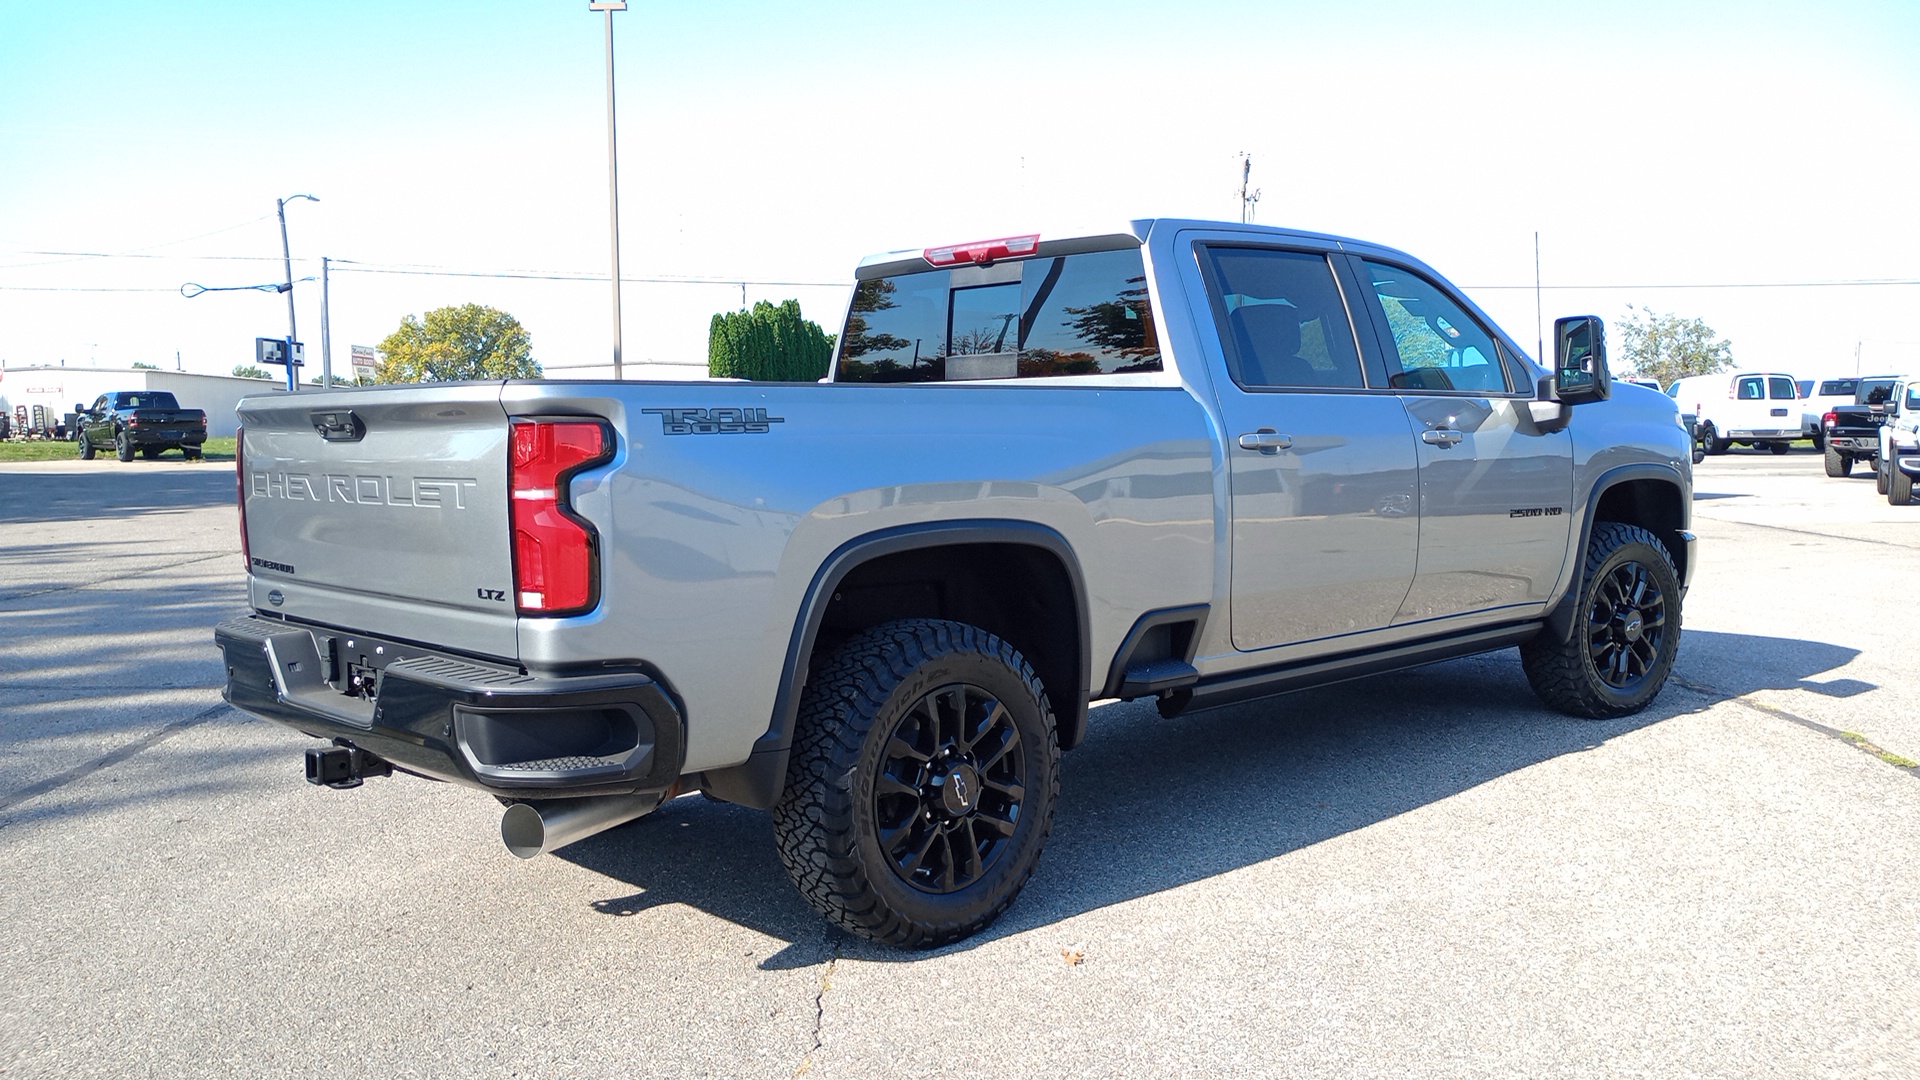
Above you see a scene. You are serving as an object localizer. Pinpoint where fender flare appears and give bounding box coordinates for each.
[699,520,1090,810]
[1543,462,1690,643]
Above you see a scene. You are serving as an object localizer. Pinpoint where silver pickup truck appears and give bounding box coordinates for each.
[217,219,1696,947]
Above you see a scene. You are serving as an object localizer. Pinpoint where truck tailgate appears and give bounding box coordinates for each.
[238,385,519,660]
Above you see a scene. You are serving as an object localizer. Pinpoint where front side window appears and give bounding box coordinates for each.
[1361,260,1510,394]
[836,246,1160,383]
[1200,247,1364,389]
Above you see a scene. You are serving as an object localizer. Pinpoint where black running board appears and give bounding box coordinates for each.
[1168,621,1544,716]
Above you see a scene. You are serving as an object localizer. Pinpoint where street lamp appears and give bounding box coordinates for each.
[590,0,627,380]
[277,193,319,392]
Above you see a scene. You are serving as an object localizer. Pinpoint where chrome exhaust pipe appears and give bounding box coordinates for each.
[501,792,664,859]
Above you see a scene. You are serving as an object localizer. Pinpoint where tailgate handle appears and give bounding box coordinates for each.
[311,409,365,442]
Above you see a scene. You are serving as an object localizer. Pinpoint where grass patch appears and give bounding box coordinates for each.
[0,436,236,462]
[1840,732,1918,770]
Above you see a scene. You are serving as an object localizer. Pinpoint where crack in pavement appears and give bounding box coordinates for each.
[1668,673,1920,780]
[793,934,843,1078]
[0,701,237,820]
[1694,514,1918,551]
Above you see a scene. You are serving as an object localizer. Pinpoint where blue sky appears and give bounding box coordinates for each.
[2,0,1916,380]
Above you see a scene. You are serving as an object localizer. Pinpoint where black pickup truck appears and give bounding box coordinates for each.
[75,391,209,461]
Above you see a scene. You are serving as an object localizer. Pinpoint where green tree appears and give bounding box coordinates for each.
[131,361,158,370]
[1617,304,1733,389]
[708,299,836,381]
[376,303,540,383]
[231,364,274,380]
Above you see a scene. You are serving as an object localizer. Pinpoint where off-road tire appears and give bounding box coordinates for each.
[1824,447,1852,478]
[1768,441,1791,456]
[773,618,1060,948]
[1701,423,1730,455]
[140,446,160,460]
[1812,432,1826,452]
[1877,455,1892,495]
[114,432,134,462]
[1891,462,1915,506]
[183,447,203,461]
[77,433,95,460]
[1521,522,1681,719]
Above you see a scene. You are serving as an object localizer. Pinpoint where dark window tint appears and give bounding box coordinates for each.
[114,391,179,410]
[1737,377,1765,400]
[1362,260,1509,394]
[1200,248,1363,389]
[1819,379,1858,397]
[836,247,1161,383]
[1768,376,1796,401]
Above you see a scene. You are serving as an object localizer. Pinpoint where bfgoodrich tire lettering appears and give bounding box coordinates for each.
[1522,522,1681,719]
[773,619,1060,948]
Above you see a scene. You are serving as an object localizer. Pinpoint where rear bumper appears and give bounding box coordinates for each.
[127,429,206,448]
[1725,428,1799,440]
[1826,436,1880,453]
[216,614,684,799]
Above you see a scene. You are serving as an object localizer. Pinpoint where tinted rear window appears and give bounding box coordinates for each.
[836,247,1160,382]
[1819,379,1858,397]
[115,392,180,410]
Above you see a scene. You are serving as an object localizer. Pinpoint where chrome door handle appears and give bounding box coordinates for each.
[1421,428,1464,447]
[1238,429,1293,454]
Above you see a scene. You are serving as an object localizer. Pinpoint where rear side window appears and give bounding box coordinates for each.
[1737,377,1765,400]
[1199,247,1364,389]
[1361,259,1511,394]
[1768,376,1796,400]
[836,247,1160,382]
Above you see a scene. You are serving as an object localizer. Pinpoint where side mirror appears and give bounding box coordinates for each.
[1553,315,1611,406]
[74,403,87,414]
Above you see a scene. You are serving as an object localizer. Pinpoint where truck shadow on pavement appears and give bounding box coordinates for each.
[560,629,1865,967]
[0,465,235,525]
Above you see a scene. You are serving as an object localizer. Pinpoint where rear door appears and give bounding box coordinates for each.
[1348,256,1573,626]
[237,385,520,659]
[1190,240,1421,651]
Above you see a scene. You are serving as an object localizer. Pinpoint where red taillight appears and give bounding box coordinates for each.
[923,233,1040,267]
[1823,410,1838,430]
[510,419,611,616]
[236,426,250,573]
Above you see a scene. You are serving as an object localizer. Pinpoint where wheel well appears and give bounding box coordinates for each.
[813,542,1089,749]
[1592,478,1688,582]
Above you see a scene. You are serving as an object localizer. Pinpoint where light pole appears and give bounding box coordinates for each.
[590,0,627,380]
[277,193,319,392]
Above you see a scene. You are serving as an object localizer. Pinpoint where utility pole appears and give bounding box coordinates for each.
[276,193,318,393]
[591,1,628,380]
[1239,153,1261,223]
[321,256,333,388]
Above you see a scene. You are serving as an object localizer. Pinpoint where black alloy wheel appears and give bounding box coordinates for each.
[872,682,1026,895]
[77,432,95,460]
[1585,557,1669,692]
[114,432,134,462]
[1522,522,1682,718]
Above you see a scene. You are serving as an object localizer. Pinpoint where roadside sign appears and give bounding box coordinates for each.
[350,345,376,382]
[256,338,305,367]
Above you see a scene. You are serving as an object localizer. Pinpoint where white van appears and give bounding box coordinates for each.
[1668,371,1803,455]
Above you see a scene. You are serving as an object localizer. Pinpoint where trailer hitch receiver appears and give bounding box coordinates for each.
[305,741,393,789]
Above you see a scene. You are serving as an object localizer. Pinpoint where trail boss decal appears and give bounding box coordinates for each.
[642,407,785,435]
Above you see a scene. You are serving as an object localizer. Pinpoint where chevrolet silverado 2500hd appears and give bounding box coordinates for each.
[216,219,1696,947]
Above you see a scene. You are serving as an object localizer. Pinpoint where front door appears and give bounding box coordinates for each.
[1195,243,1422,651]
[1351,258,1574,625]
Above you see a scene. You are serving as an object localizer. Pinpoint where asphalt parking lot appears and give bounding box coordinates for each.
[2,448,1916,1079]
